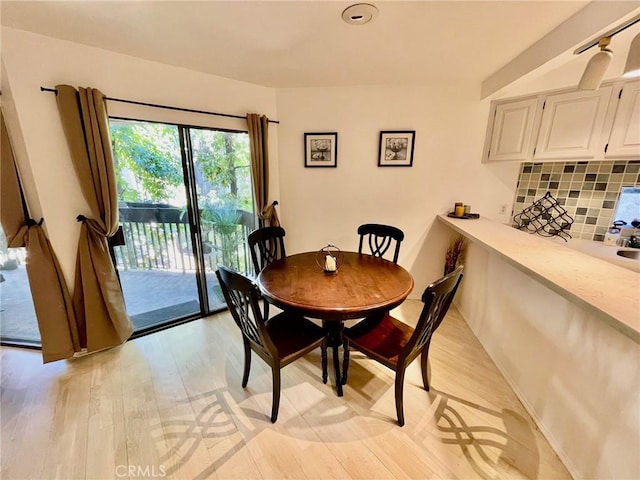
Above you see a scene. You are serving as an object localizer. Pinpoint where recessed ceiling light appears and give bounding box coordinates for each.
[342,3,378,25]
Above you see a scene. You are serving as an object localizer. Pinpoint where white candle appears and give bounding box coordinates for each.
[324,254,337,272]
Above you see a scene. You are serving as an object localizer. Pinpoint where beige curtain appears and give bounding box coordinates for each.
[247,113,280,227]
[55,85,133,352]
[1,111,79,362]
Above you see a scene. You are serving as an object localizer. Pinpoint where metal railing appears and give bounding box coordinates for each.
[113,206,255,275]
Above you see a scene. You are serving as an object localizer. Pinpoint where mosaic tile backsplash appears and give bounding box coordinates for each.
[512,160,640,242]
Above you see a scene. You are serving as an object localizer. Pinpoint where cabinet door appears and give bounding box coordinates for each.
[605,80,640,158]
[534,87,612,160]
[487,97,539,162]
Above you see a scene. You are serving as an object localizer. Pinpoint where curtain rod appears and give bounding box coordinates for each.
[40,87,279,124]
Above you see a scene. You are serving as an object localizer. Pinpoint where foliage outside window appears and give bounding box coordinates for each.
[110,119,255,273]
[111,122,183,203]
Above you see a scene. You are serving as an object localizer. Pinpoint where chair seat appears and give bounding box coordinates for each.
[267,312,325,362]
[345,313,414,366]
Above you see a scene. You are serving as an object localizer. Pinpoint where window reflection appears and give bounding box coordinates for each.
[0,227,40,344]
[613,186,640,226]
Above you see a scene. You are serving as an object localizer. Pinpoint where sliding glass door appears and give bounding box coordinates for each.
[109,119,254,332]
[189,127,254,311]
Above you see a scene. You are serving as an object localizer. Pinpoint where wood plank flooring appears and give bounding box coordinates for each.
[0,302,571,479]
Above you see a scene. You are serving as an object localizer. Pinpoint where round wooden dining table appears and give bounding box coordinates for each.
[257,251,414,396]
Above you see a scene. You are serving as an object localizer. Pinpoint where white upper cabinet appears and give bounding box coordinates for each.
[486,97,540,162]
[533,87,612,160]
[482,79,639,163]
[605,80,640,159]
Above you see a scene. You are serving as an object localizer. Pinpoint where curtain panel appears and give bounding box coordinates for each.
[1,111,79,362]
[55,85,133,352]
[247,113,280,227]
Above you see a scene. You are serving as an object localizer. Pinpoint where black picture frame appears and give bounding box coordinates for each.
[378,131,415,167]
[304,132,338,168]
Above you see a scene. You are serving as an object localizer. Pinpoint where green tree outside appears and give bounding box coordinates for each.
[110,122,183,203]
[110,120,254,273]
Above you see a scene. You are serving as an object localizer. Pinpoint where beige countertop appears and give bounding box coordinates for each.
[547,237,640,273]
[438,214,640,343]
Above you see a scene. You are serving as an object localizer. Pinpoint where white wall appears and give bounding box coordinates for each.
[1,27,279,286]
[275,84,520,296]
[457,241,640,479]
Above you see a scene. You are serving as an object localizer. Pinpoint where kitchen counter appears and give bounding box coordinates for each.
[438,214,640,343]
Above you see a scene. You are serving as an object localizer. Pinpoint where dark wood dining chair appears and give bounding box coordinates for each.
[247,226,286,319]
[342,266,464,426]
[216,265,327,423]
[248,226,286,275]
[345,223,406,364]
[357,223,404,264]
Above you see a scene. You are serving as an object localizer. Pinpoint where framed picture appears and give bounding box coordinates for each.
[378,131,415,167]
[305,132,338,168]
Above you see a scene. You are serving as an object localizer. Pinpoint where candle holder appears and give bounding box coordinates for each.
[316,244,342,274]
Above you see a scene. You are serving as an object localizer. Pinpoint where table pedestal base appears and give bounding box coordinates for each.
[323,320,345,396]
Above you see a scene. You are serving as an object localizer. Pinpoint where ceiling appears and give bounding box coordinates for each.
[1,0,636,90]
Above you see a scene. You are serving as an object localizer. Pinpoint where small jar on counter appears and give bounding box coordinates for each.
[603,231,620,246]
[454,202,465,217]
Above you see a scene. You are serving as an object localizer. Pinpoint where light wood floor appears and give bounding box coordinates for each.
[1,302,571,480]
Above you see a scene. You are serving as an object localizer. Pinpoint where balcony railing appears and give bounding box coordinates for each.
[113,205,255,276]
